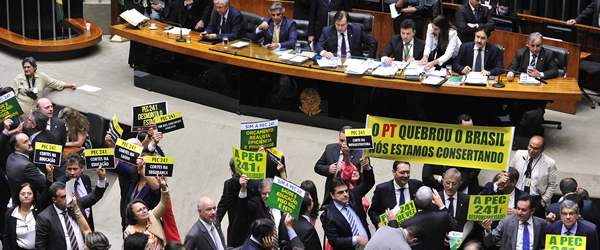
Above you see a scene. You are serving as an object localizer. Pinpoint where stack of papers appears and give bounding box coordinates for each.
[164,27,191,36]
[371,66,399,77]
[446,76,464,86]
[317,58,342,68]
[343,58,365,67]
[345,64,369,75]
[425,68,447,77]
[519,74,541,85]
[404,62,425,77]
[120,9,149,27]
[231,42,249,48]
[279,54,309,64]
[464,72,488,86]
[271,49,294,56]
[422,76,447,86]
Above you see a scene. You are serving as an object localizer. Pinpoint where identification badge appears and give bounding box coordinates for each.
[525,178,531,187]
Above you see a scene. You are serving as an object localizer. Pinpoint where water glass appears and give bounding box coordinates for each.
[223,36,229,49]
[446,64,453,78]
[295,42,301,55]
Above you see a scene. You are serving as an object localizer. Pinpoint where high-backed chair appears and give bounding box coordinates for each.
[241,11,266,42]
[86,112,106,149]
[495,44,505,65]
[327,11,375,56]
[53,103,67,118]
[540,44,569,130]
[294,19,311,49]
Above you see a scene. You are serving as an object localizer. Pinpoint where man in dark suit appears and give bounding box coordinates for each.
[369,161,423,228]
[184,196,227,250]
[479,167,525,210]
[6,133,46,203]
[453,26,503,76]
[314,125,362,208]
[321,165,375,250]
[308,0,354,44]
[483,194,547,250]
[401,186,457,250]
[507,32,558,81]
[380,19,425,65]
[316,11,378,59]
[26,110,60,176]
[35,182,85,250]
[567,0,600,27]
[294,0,311,20]
[455,0,495,43]
[217,158,247,247]
[171,0,213,31]
[278,194,322,250]
[491,0,521,33]
[55,153,108,231]
[251,2,298,50]
[243,217,305,250]
[237,178,281,244]
[431,168,470,232]
[546,200,599,250]
[36,98,67,147]
[202,0,245,41]
[546,178,600,228]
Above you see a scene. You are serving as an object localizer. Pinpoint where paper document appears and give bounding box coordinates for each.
[271,49,293,56]
[317,57,342,68]
[390,3,401,19]
[279,54,296,61]
[164,27,191,35]
[371,66,399,77]
[392,61,409,69]
[519,74,541,85]
[465,72,488,85]
[231,42,249,48]
[300,51,316,58]
[66,179,76,205]
[345,64,369,75]
[422,76,446,85]
[425,68,447,77]
[77,84,101,92]
[343,58,365,67]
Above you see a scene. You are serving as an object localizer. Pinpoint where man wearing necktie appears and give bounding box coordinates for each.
[251,2,298,50]
[455,0,495,43]
[482,194,548,250]
[316,11,378,59]
[202,0,245,41]
[379,19,425,66]
[506,32,559,81]
[453,26,504,76]
[545,200,599,250]
[368,161,423,229]
[183,197,228,250]
[432,168,470,232]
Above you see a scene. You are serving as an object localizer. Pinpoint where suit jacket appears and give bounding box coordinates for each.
[316,24,378,58]
[29,129,60,176]
[251,16,298,49]
[50,117,67,147]
[379,35,425,62]
[547,200,600,229]
[455,2,495,43]
[364,225,411,250]
[479,182,525,209]
[124,189,170,244]
[507,47,559,79]
[172,0,213,30]
[241,237,269,250]
[183,219,227,250]
[546,221,598,250]
[314,143,361,207]
[509,150,557,205]
[401,209,457,250]
[421,164,481,195]
[55,174,107,231]
[6,153,46,203]
[453,41,504,76]
[291,216,322,250]
[308,0,354,40]
[294,0,312,20]
[368,179,423,227]
[432,190,470,232]
[35,205,80,250]
[3,205,41,250]
[320,168,374,250]
[484,214,547,250]
[205,5,245,41]
[575,0,600,27]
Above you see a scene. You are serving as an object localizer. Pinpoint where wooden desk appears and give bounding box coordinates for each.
[109,21,581,113]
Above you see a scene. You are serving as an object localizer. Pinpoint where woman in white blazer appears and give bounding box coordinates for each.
[420,15,462,70]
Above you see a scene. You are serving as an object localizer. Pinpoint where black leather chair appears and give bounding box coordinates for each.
[495,44,505,65]
[86,112,106,149]
[327,11,375,56]
[294,19,311,49]
[241,11,265,42]
[540,44,569,130]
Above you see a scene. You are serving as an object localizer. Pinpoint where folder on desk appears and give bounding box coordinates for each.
[519,74,541,85]
[198,39,221,45]
[422,76,447,86]
[464,72,488,86]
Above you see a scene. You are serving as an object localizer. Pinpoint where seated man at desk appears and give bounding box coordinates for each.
[251,2,297,50]
[567,0,600,27]
[316,11,378,59]
[453,26,503,76]
[380,19,425,65]
[506,32,558,81]
[200,0,245,41]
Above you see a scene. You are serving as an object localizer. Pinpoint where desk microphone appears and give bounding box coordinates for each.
[535,77,548,85]
[493,69,506,88]
[160,19,186,42]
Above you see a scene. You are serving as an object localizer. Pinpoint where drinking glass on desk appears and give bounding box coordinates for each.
[186,35,191,44]
[367,58,375,73]
[223,36,229,49]
[446,65,453,78]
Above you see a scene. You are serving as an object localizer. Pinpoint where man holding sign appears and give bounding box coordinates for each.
[545,200,598,250]
[27,110,61,175]
[432,168,471,232]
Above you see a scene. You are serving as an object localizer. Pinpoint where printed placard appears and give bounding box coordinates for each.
[379,200,417,226]
[108,115,123,143]
[132,101,167,132]
[449,231,464,250]
[240,120,278,150]
[84,148,115,169]
[467,195,510,221]
[546,235,586,250]
[266,148,283,160]
[33,142,63,166]
[345,128,374,149]
[265,176,306,220]
[232,146,267,179]
[0,92,24,119]
[144,156,174,177]
[154,112,185,134]
[114,138,143,164]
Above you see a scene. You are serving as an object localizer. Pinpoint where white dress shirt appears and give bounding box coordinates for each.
[337,29,350,56]
[529,51,545,78]
[516,155,541,196]
[424,24,461,65]
[12,205,36,249]
[472,44,486,71]
[393,180,410,206]
[516,216,534,250]
[53,205,85,250]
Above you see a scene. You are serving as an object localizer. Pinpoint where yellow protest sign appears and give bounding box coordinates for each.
[378,200,417,226]
[232,147,267,179]
[266,148,283,160]
[365,116,514,171]
[546,235,586,250]
[467,195,510,221]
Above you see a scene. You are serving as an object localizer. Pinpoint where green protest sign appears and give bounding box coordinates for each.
[265,176,305,220]
[240,120,278,150]
[467,195,509,221]
[232,147,267,179]
[378,200,417,226]
[0,91,24,119]
[449,231,464,250]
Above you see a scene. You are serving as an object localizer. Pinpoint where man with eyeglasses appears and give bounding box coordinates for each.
[368,161,423,228]
[510,135,557,219]
[432,168,471,233]
[545,200,599,250]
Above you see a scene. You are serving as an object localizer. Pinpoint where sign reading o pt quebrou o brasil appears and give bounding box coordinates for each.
[266,177,306,220]
[365,115,514,171]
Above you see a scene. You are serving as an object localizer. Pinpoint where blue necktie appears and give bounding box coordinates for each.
[523,221,530,250]
[474,48,482,72]
[340,33,347,57]
[398,188,405,206]
[474,8,479,21]
[343,204,359,236]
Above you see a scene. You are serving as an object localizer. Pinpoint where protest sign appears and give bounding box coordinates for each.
[265,176,305,220]
[449,231,464,250]
[467,195,510,221]
[84,148,115,169]
[379,200,417,226]
[108,115,123,143]
[546,235,586,250]
[345,128,374,149]
[365,116,514,171]
[240,120,277,150]
[114,138,143,165]
[0,92,24,119]
[144,156,174,177]
[266,148,283,161]
[154,112,185,134]
[132,101,167,132]
[232,147,267,179]
[33,142,62,166]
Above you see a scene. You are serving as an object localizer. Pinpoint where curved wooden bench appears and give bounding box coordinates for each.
[0,18,103,52]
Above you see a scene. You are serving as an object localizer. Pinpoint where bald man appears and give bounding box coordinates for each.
[36,98,67,146]
[184,197,227,250]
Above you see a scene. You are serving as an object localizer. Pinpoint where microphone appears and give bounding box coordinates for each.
[160,19,186,42]
[493,69,506,88]
[535,77,548,85]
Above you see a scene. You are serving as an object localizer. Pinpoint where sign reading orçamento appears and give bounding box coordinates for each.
[467,195,510,221]
[132,101,167,132]
[365,116,514,171]
[33,142,62,166]
[379,200,417,226]
[114,138,143,165]
[546,235,586,250]
[154,111,185,134]
[108,115,123,143]
[345,128,374,149]
[265,176,305,220]
[0,92,24,119]
[240,120,278,150]
[84,148,115,169]
[144,156,174,177]
[232,147,267,179]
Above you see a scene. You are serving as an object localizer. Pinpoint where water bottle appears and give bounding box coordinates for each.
[295,42,301,55]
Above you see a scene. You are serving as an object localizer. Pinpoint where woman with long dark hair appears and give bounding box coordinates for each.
[420,15,462,70]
